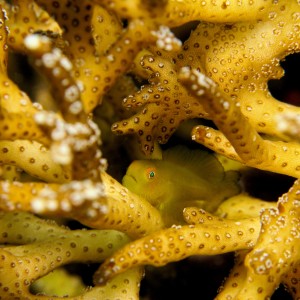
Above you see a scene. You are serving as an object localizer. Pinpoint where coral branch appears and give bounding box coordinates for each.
[98,0,273,25]
[112,53,208,154]
[234,179,300,299]
[0,172,164,238]
[215,194,277,219]
[180,68,300,178]
[0,140,71,183]
[0,211,143,300]
[216,250,249,300]
[94,209,260,284]
[0,108,48,144]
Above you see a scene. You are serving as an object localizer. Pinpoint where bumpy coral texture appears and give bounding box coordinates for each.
[0,0,300,299]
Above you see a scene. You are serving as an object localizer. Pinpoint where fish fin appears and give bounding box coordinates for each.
[204,170,241,212]
[163,146,225,183]
[220,170,241,201]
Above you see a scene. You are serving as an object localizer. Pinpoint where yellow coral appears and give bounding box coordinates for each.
[180,68,300,178]
[0,211,143,299]
[0,0,300,299]
[94,209,261,284]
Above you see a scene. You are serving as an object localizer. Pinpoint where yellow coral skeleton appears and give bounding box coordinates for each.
[0,0,299,299]
[0,211,143,300]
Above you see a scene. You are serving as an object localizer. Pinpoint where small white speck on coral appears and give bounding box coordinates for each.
[31,198,46,213]
[64,85,80,102]
[24,34,47,50]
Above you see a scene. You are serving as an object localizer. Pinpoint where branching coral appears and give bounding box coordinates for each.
[0,171,164,239]
[112,52,208,154]
[96,187,299,298]
[94,208,261,283]
[0,0,300,299]
[217,179,300,299]
[111,0,300,155]
[98,0,274,25]
[0,211,143,300]
[180,68,300,178]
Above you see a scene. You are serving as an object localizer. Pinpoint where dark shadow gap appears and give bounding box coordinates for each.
[268,52,300,106]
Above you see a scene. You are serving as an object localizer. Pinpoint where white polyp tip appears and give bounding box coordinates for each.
[34,111,47,124]
[24,34,49,50]
[24,34,42,50]
[180,66,191,76]
[60,57,73,71]
[51,143,72,165]
[31,198,46,213]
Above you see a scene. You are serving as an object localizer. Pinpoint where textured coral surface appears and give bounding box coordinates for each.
[0,0,300,299]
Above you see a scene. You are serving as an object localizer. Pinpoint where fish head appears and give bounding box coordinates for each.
[122,160,167,206]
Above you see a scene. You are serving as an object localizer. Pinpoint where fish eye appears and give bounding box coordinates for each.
[149,171,155,179]
[146,167,156,179]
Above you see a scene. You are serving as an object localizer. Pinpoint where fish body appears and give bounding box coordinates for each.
[123,146,240,226]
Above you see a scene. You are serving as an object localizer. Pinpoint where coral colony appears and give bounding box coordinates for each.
[0,0,300,299]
